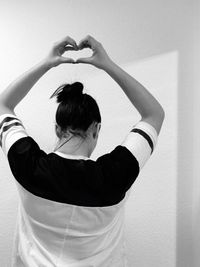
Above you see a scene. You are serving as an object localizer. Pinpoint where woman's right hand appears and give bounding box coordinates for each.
[76,35,113,70]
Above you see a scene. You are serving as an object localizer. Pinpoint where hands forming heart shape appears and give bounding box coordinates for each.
[46,35,112,70]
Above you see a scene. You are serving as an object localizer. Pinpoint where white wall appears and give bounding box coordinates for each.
[192,1,200,267]
[0,0,196,266]
[88,52,177,267]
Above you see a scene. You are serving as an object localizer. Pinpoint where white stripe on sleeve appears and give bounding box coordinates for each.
[0,113,28,156]
[121,120,158,169]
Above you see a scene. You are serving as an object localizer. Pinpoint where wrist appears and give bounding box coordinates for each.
[41,58,54,70]
[102,59,118,73]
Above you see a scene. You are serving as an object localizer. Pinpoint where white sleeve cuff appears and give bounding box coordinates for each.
[132,120,158,150]
[121,121,158,169]
[0,113,28,155]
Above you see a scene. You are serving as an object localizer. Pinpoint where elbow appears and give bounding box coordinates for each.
[154,99,165,121]
[155,103,165,122]
[155,108,165,126]
[141,107,165,136]
[142,105,165,122]
[160,107,165,121]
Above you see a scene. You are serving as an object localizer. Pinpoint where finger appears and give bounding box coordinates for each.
[79,35,100,50]
[55,36,78,50]
[78,40,90,49]
[65,36,78,50]
[78,36,92,50]
[63,46,77,51]
[79,42,91,50]
[58,46,76,55]
[60,57,75,64]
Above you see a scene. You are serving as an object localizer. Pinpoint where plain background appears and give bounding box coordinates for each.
[0,0,198,266]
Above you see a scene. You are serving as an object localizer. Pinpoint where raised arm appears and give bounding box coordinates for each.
[0,36,78,113]
[103,62,165,135]
[76,35,165,135]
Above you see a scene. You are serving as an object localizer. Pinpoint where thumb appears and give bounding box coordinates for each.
[76,57,93,64]
[60,57,75,64]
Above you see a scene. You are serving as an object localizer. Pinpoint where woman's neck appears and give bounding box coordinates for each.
[54,136,90,157]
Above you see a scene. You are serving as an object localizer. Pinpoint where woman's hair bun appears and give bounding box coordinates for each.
[50,82,84,103]
[63,82,83,97]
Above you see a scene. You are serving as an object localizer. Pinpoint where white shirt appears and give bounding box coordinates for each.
[0,113,158,267]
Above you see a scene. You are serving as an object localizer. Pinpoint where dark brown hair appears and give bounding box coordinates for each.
[50,82,101,138]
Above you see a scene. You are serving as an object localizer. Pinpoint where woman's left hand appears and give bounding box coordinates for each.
[45,36,78,68]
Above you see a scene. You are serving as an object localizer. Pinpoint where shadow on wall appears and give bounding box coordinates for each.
[85,51,178,266]
[122,51,177,267]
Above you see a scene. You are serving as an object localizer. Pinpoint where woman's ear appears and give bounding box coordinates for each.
[55,124,65,139]
[93,122,101,139]
[98,123,101,132]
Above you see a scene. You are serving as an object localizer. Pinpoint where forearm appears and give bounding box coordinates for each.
[0,59,51,109]
[104,60,165,119]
